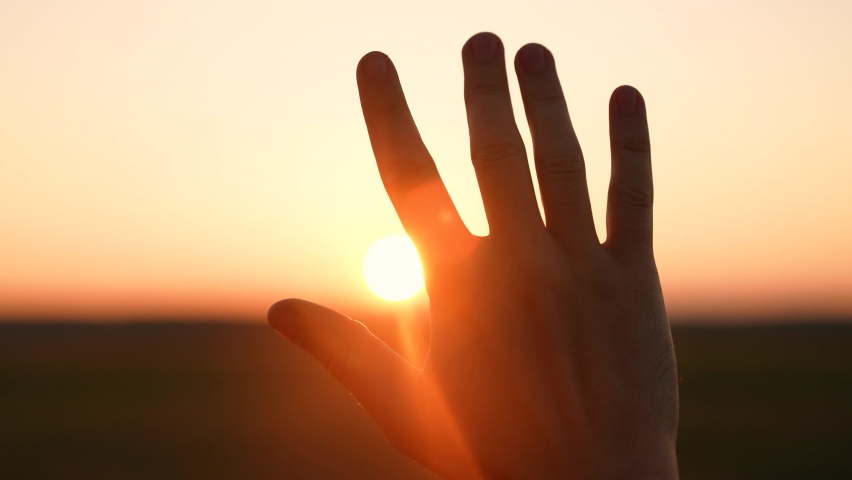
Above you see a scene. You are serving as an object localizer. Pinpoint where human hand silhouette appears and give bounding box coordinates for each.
[269,32,679,479]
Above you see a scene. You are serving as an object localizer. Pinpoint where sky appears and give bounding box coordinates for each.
[1,0,851,322]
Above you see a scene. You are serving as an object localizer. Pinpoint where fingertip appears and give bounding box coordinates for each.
[515,43,548,74]
[463,32,502,62]
[267,298,298,323]
[267,298,306,344]
[611,85,644,115]
[357,51,390,81]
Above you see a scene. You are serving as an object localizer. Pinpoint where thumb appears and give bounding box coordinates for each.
[267,299,420,432]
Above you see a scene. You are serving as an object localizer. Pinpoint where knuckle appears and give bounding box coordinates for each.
[614,181,654,210]
[539,151,586,184]
[614,134,651,159]
[324,346,351,382]
[528,93,566,110]
[465,82,507,99]
[367,102,410,124]
[323,322,366,383]
[472,141,525,167]
[382,159,433,192]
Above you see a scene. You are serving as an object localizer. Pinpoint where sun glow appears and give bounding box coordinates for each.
[363,235,425,301]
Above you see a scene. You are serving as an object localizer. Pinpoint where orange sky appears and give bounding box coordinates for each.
[2,0,851,322]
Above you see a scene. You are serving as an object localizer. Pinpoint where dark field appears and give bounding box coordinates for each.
[1,322,850,479]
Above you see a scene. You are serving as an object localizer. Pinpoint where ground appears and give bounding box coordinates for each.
[1,322,850,479]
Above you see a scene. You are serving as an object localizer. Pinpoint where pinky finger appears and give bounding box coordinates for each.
[605,86,654,258]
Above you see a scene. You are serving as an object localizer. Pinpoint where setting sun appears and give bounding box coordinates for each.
[363,235,425,301]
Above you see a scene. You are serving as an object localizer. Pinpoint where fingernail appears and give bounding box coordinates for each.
[519,44,546,73]
[470,33,497,62]
[617,87,638,114]
[362,52,387,80]
[268,300,306,345]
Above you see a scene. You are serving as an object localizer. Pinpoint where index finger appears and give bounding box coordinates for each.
[357,52,473,266]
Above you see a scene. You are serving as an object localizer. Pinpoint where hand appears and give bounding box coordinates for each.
[268,32,679,479]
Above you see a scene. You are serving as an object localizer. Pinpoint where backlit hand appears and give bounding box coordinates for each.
[269,32,679,479]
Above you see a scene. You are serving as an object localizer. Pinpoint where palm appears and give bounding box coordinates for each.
[269,32,679,479]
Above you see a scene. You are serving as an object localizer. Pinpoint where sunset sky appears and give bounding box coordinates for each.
[2,0,851,322]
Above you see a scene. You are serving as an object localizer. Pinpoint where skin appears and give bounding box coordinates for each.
[268,32,679,479]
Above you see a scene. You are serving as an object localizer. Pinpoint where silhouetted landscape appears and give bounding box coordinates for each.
[1,321,850,479]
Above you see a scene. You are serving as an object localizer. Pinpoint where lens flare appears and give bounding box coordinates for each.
[363,235,424,301]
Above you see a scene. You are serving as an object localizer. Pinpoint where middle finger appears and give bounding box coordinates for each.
[462,32,542,236]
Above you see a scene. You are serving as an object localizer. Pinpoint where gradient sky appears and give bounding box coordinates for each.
[2,0,851,321]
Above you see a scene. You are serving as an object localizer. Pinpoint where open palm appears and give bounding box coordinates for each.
[269,32,679,479]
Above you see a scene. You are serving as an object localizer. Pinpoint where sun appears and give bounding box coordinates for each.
[363,235,424,301]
